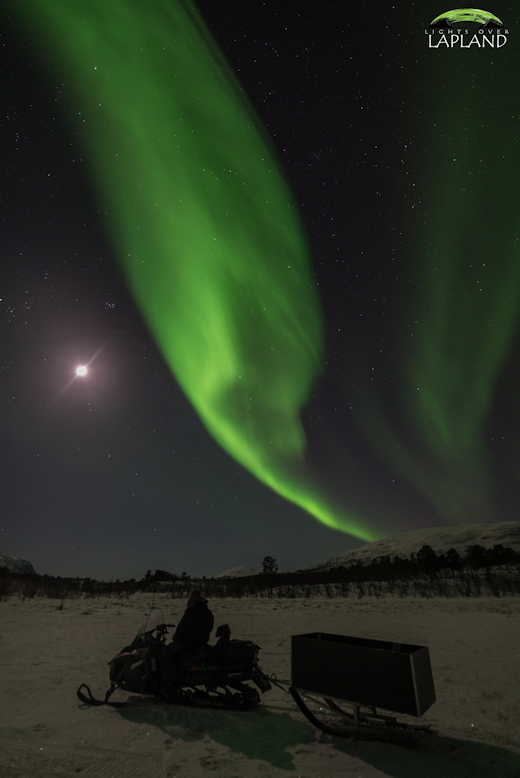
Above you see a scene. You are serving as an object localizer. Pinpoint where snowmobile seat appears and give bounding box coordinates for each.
[177,644,210,672]
[210,624,231,657]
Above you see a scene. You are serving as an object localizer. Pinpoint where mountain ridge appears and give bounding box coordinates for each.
[0,551,37,575]
[301,521,520,572]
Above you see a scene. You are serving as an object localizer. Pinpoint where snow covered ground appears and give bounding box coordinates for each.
[1,592,520,777]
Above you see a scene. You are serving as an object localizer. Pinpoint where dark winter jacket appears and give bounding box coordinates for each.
[172,599,214,651]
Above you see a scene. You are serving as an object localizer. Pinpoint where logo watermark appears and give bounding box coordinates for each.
[426,8,509,48]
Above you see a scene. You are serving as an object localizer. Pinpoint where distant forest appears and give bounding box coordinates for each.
[1,543,520,600]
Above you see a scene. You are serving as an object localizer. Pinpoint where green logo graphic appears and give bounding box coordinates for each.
[430,8,504,27]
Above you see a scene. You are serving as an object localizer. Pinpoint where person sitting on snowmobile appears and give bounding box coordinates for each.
[163,590,214,684]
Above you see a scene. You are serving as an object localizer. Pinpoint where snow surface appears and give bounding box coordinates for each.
[0,550,36,575]
[1,591,520,777]
[216,565,260,578]
[304,521,520,572]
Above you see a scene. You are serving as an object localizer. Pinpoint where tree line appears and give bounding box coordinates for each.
[0,544,518,600]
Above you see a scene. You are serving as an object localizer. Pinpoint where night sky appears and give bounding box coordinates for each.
[1,2,518,580]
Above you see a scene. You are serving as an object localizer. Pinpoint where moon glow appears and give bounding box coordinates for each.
[76,366,87,377]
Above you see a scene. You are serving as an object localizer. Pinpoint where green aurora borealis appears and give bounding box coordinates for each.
[353,31,520,528]
[9,1,520,541]
[11,0,374,541]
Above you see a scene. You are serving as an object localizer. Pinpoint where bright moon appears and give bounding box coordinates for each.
[76,366,87,377]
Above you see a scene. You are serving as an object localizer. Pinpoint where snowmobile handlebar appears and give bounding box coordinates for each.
[153,623,175,640]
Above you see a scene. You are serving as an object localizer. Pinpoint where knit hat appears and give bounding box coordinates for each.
[187,589,203,607]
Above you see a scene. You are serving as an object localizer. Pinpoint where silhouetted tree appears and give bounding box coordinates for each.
[465,544,487,570]
[262,556,278,575]
[417,545,440,574]
[489,544,517,568]
[446,548,463,571]
[153,569,178,583]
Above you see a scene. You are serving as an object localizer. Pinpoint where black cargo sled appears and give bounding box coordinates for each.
[77,607,271,712]
[286,631,436,745]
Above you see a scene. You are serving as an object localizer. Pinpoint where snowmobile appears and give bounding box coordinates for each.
[77,607,272,711]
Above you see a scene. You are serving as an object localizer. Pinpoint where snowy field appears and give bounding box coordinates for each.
[1,592,520,778]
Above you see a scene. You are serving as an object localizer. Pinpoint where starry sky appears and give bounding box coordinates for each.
[1,1,518,580]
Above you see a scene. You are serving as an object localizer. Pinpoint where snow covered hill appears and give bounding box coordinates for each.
[0,551,36,575]
[215,565,260,579]
[303,521,520,572]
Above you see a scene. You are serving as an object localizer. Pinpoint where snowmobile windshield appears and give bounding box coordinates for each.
[135,608,164,642]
